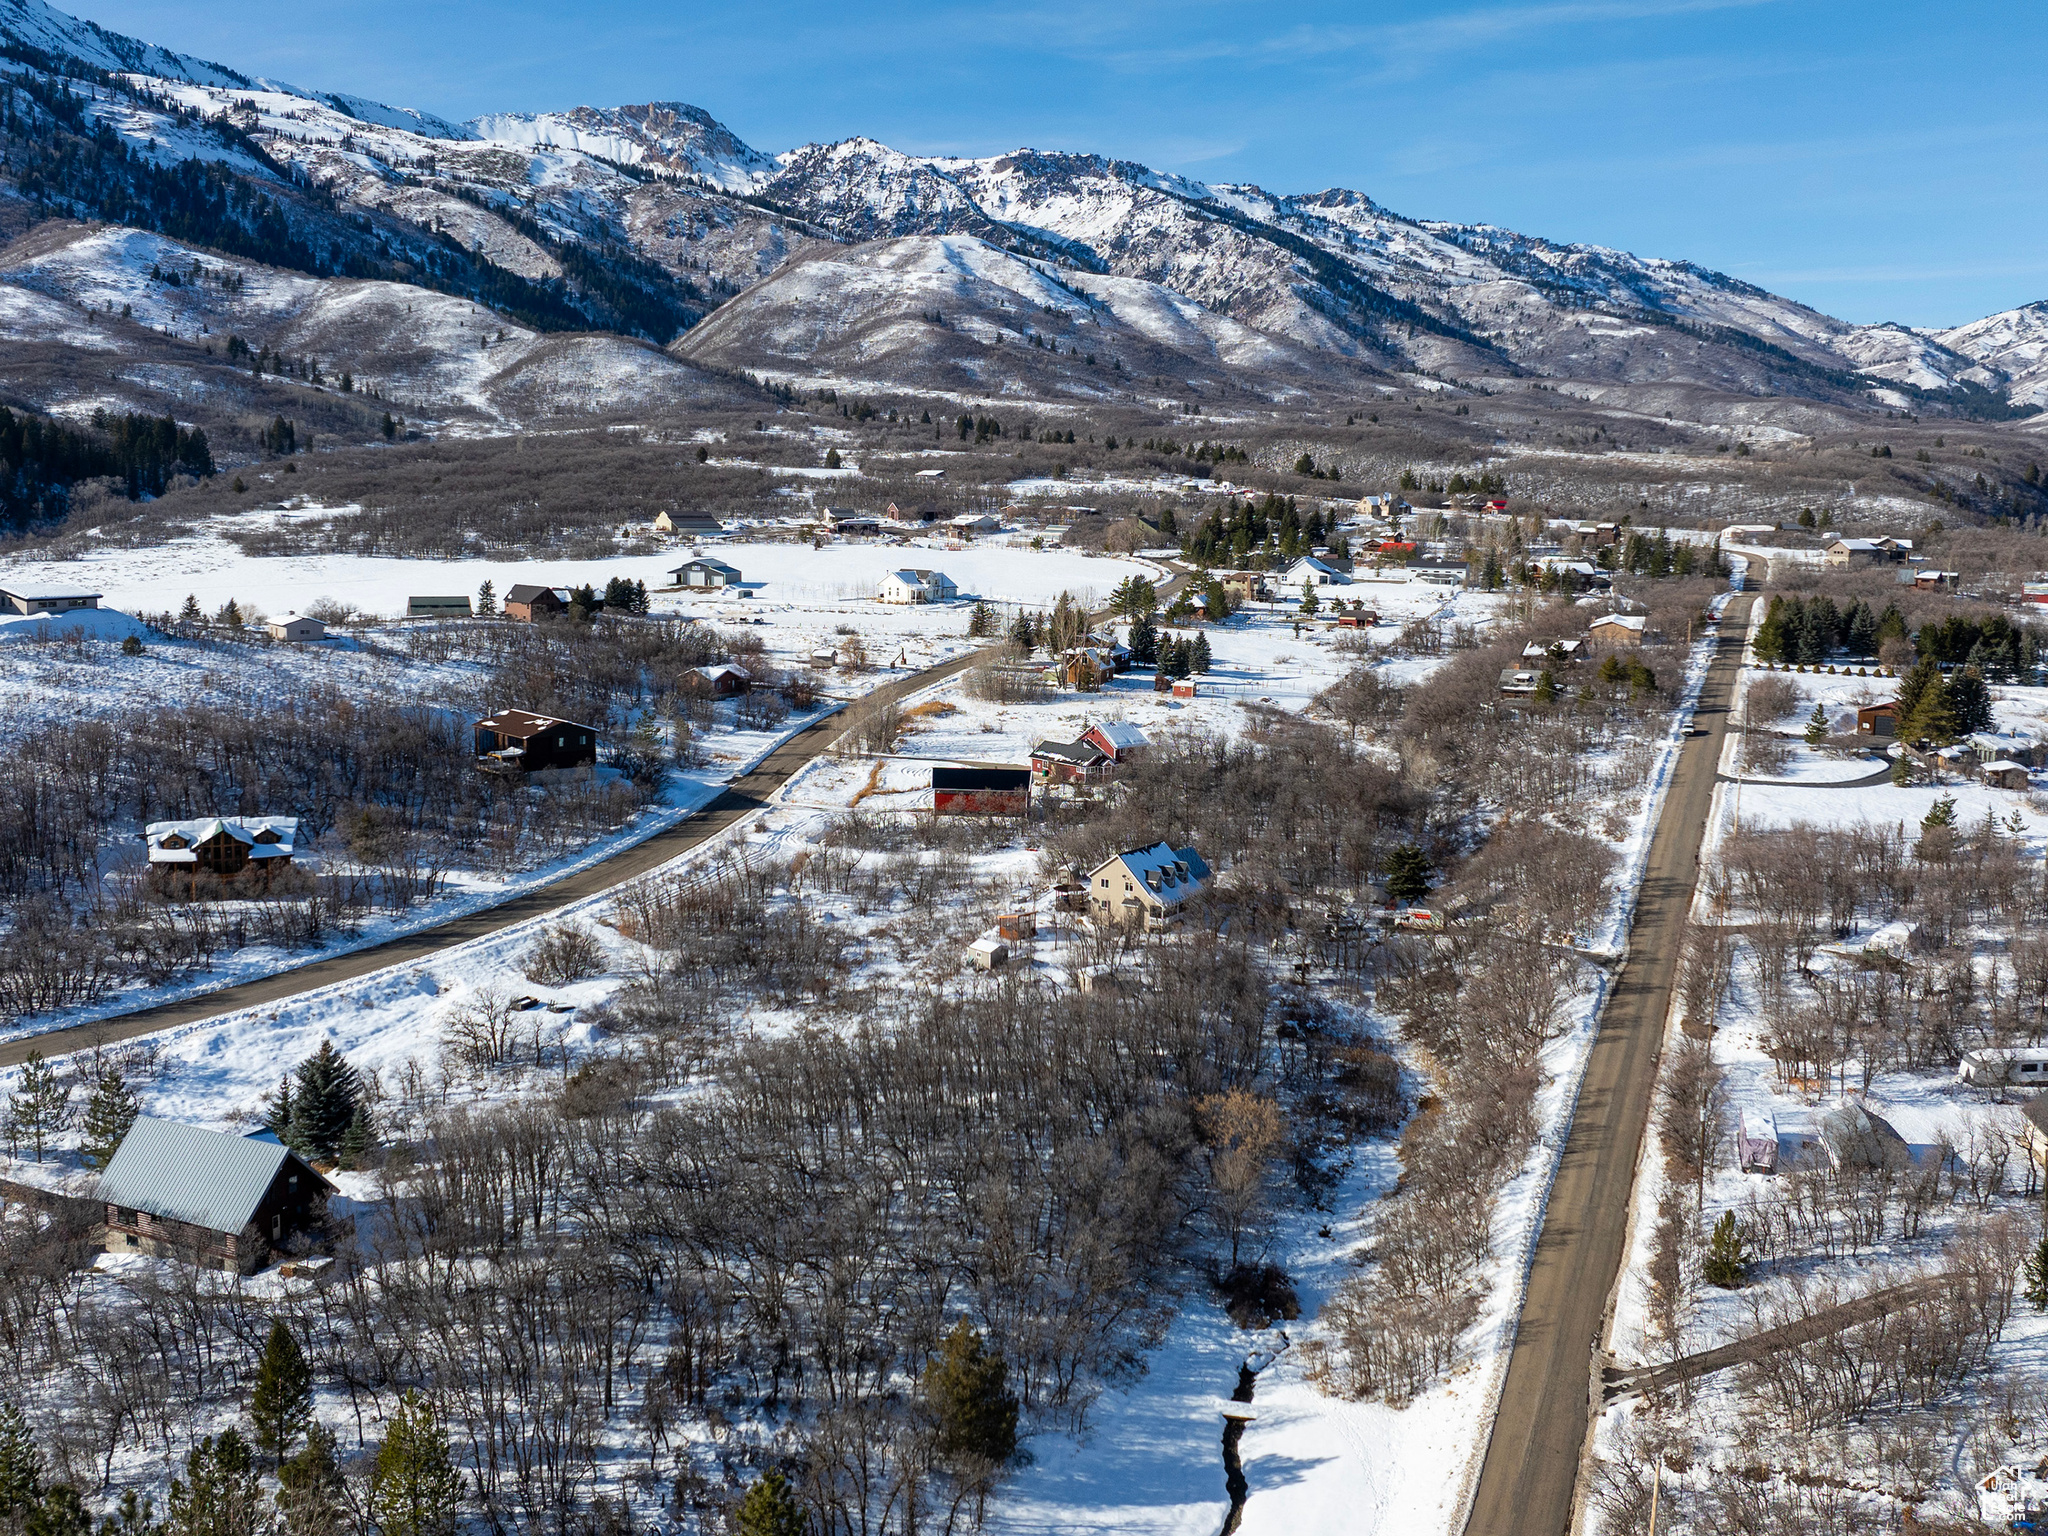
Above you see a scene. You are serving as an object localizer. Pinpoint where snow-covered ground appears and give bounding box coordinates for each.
[1592,637,2048,1530]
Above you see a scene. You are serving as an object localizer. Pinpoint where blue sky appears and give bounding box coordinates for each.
[84,0,2048,328]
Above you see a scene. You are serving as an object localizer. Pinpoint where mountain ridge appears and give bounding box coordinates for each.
[0,0,2040,422]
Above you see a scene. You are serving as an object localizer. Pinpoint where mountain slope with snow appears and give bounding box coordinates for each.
[0,0,2036,425]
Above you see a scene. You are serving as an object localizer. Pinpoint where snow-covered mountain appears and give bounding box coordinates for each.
[0,0,2037,422]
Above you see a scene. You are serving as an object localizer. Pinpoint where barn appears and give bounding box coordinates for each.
[932,766,1030,817]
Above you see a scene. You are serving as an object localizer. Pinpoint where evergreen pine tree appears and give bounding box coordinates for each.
[23,1485,88,1536]
[289,1043,363,1163]
[1905,672,1959,746]
[1804,704,1828,745]
[249,1319,313,1466]
[1191,632,1212,673]
[220,599,243,631]
[338,1104,374,1170]
[475,580,496,617]
[265,1074,295,1146]
[1894,656,1938,722]
[1384,845,1432,904]
[1533,669,1557,704]
[0,1400,41,1515]
[276,1423,348,1536]
[79,1070,138,1169]
[1159,505,1177,538]
[179,594,201,623]
[1128,612,1158,667]
[735,1469,806,1536]
[380,412,396,441]
[1922,794,1958,830]
[369,1392,460,1536]
[1889,751,1912,786]
[923,1321,1019,1470]
[2024,1234,2048,1312]
[1701,1210,1748,1288]
[167,1432,262,1536]
[1299,584,1320,617]
[6,1053,67,1163]
[1948,665,1993,734]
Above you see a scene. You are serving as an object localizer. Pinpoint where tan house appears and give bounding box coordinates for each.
[264,612,326,643]
[1587,614,1647,648]
[1824,537,1909,568]
[1085,841,1212,927]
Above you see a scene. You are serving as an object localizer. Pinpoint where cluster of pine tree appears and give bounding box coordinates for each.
[0,404,214,529]
[1144,630,1212,680]
[265,1041,374,1167]
[601,577,651,614]
[1444,470,1506,496]
[1182,494,1319,566]
[1605,528,1725,579]
[1893,656,1994,743]
[1752,595,1908,665]
[1913,610,2041,678]
[956,414,1006,443]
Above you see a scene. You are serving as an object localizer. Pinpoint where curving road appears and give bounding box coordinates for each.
[0,646,988,1068]
[3,561,1191,1069]
[1463,595,1756,1536]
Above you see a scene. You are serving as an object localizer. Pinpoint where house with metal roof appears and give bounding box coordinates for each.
[1081,721,1148,763]
[96,1118,332,1273]
[1085,841,1212,928]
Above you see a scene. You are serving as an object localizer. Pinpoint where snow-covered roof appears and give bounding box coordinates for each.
[1590,614,1647,632]
[1982,758,2027,773]
[687,663,752,682]
[1031,739,1108,767]
[1522,639,1582,658]
[1089,721,1149,751]
[1090,841,1212,903]
[96,1118,328,1237]
[144,816,298,864]
[671,556,740,575]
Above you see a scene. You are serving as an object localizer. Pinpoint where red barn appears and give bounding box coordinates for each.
[932,766,1030,817]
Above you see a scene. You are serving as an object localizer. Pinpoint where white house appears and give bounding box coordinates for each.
[878,569,958,604]
[1283,556,1347,588]
[264,613,326,642]
[947,513,1004,536]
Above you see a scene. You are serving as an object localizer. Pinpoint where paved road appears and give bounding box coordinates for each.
[1463,595,1756,1536]
[0,648,988,1068]
[7,559,1192,1068]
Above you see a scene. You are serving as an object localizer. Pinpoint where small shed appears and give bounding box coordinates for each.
[1856,703,1897,737]
[97,1118,333,1273]
[475,709,599,772]
[408,595,472,619]
[1588,614,1647,648]
[1171,679,1198,699]
[680,663,753,698]
[264,612,326,643]
[932,766,1030,818]
[966,937,1008,971]
[1983,759,2030,790]
[1736,1109,1778,1174]
[1820,1099,1910,1172]
[997,911,1037,941]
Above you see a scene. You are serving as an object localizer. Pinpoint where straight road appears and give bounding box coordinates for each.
[0,646,987,1068]
[1463,596,1756,1536]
